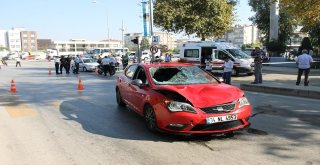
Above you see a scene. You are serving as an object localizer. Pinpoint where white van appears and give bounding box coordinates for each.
[180,41,254,76]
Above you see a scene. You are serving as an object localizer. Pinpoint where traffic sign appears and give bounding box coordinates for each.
[150,45,159,54]
[152,36,159,45]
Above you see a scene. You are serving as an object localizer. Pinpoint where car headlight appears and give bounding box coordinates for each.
[238,96,250,108]
[165,100,197,114]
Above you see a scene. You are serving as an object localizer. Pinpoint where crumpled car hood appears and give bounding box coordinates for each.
[154,84,243,108]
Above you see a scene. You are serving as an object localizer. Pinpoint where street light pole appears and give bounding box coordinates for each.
[119,20,125,55]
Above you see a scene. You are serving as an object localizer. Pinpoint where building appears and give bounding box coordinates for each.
[37,39,54,51]
[7,28,25,52]
[21,31,38,52]
[124,32,175,51]
[52,39,122,55]
[0,29,8,48]
[218,25,260,47]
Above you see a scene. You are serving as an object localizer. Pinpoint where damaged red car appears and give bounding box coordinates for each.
[116,62,251,135]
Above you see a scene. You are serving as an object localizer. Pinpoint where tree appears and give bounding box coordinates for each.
[159,44,168,53]
[154,0,236,41]
[281,0,320,30]
[298,37,313,54]
[140,37,150,51]
[249,0,298,49]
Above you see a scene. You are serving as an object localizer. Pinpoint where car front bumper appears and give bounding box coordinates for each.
[154,104,251,135]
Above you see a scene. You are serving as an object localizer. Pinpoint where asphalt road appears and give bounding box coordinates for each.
[0,60,319,165]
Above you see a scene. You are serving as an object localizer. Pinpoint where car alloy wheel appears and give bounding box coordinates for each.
[116,88,125,107]
[144,105,157,132]
[232,68,238,76]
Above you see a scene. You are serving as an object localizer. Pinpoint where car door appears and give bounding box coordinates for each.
[78,59,84,70]
[118,64,138,105]
[127,66,150,115]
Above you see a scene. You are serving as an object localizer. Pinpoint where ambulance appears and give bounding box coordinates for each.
[180,41,254,76]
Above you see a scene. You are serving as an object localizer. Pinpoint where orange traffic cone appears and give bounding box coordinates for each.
[77,78,84,91]
[9,80,17,93]
[48,68,52,75]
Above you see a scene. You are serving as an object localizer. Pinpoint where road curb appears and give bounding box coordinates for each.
[240,84,320,99]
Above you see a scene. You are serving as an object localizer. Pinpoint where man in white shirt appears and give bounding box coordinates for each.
[295,49,313,86]
[222,56,233,85]
[101,56,111,76]
[16,57,21,67]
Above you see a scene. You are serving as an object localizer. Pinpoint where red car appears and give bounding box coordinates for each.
[116,62,251,135]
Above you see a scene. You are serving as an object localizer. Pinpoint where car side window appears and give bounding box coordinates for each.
[215,50,229,60]
[125,65,138,79]
[133,67,148,85]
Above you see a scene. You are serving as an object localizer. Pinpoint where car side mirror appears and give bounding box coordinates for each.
[131,79,144,88]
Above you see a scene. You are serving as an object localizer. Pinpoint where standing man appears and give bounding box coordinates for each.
[251,47,265,84]
[295,49,313,86]
[60,56,67,74]
[101,56,110,76]
[16,57,21,67]
[66,55,71,74]
[165,53,171,62]
[74,55,80,74]
[121,54,129,69]
[222,56,233,85]
[54,57,60,74]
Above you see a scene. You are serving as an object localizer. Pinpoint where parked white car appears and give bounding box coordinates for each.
[78,58,99,72]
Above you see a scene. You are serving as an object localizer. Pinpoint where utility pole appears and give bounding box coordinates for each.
[119,20,125,55]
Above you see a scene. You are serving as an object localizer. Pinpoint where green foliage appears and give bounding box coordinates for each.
[249,0,298,46]
[140,37,150,51]
[159,44,169,53]
[307,23,320,51]
[173,47,180,53]
[0,46,9,51]
[298,37,313,54]
[154,0,236,40]
[281,0,320,30]
[266,40,286,53]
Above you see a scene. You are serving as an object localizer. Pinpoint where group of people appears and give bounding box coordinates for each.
[54,55,81,75]
[97,55,117,76]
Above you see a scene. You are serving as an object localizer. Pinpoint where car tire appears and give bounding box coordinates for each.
[83,67,87,72]
[144,105,158,132]
[232,68,239,76]
[247,73,253,76]
[116,88,125,107]
[225,132,235,138]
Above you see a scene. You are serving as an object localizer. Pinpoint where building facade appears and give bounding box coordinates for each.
[0,30,7,48]
[37,39,54,51]
[21,31,38,52]
[52,39,122,55]
[7,28,25,52]
[218,25,260,47]
[124,32,175,51]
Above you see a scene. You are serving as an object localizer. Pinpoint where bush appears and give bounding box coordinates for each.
[266,40,286,56]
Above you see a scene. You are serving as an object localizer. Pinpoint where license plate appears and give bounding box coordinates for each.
[206,114,237,124]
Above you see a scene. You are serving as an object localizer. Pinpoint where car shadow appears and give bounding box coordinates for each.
[58,99,238,142]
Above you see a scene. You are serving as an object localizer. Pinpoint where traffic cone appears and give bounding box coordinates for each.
[9,80,17,93]
[77,78,84,91]
[95,68,98,75]
[48,68,52,75]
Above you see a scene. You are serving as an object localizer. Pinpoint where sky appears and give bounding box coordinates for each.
[0,0,254,41]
